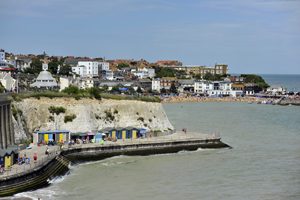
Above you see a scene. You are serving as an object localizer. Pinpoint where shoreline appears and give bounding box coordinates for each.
[161,96,265,104]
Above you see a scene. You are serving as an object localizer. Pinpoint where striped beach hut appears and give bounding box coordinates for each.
[0,147,18,169]
[34,130,70,145]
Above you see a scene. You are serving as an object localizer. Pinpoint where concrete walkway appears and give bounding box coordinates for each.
[0,145,60,179]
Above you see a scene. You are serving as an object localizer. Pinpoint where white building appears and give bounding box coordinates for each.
[152,79,161,92]
[194,80,213,94]
[30,64,58,88]
[72,61,100,77]
[16,57,32,71]
[131,68,155,79]
[99,62,110,71]
[194,80,242,97]
[267,85,286,95]
[0,72,16,91]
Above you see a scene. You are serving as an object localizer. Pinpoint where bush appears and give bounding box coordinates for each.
[104,110,115,121]
[137,117,144,122]
[113,109,118,114]
[48,106,66,115]
[64,114,76,123]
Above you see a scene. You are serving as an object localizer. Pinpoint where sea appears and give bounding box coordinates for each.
[4,75,300,200]
[260,74,300,92]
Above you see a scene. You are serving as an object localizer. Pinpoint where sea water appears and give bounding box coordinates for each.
[12,102,300,200]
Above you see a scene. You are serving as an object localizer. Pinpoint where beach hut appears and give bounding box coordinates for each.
[34,130,70,145]
[0,147,18,169]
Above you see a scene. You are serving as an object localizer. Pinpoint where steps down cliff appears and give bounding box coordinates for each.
[12,98,174,140]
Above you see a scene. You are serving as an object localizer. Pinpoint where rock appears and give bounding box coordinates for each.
[13,98,174,135]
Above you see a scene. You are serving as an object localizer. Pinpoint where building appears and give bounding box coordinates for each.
[72,61,100,77]
[194,80,213,94]
[178,79,195,93]
[99,62,110,71]
[131,68,155,79]
[15,57,32,71]
[30,64,58,88]
[0,72,16,92]
[0,49,7,68]
[160,77,178,90]
[194,80,242,97]
[0,94,18,169]
[176,64,228,78]
[151,79,161,92]
[266,85,287,95]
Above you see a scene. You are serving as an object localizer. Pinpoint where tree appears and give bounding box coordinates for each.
[136,86,143,93]
[24,58,42,74]
[155,67,176,78]
[241,74,269,89]
[117,63,130,69]
[203,72,214,81]
[48,61,59,74]
[170,83,177,94]
[59,65,72,76]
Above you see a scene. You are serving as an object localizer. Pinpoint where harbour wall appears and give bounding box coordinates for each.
[62,138,230,162]
[0,155,70,197]
[0,137,230,197]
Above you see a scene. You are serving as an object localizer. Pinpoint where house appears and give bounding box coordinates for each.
[244,83,262,95]
[178,79,195,93]
[131,67,155,79]
[151,79,161,92]
[0,72,16,91]
[267,85,286,95]
[176,64,228,78]
[194,80,242,97]
[72,60,100,77]
[160,77,178,90]
[15,57,32,71]
[0,49,6,68]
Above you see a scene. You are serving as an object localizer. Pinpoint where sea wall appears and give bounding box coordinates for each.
[0,155,70,197]
[63,138,230,162]
[12,98,174,139]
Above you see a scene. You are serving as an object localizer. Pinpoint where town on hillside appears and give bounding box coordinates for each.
[0,49,298,100]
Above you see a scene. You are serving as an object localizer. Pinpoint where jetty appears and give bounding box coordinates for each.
[0,132,230,197]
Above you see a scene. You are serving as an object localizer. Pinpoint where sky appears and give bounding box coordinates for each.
[0,0,300,74]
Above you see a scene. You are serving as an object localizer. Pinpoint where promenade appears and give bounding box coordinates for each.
[0,145,60,180]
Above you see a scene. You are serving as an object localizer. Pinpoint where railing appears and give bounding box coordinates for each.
[0,148,61,180]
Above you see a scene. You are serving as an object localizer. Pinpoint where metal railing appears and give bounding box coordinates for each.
[0,148,60,180]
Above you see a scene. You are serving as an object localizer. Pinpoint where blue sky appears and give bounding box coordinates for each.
[1,0,299,74]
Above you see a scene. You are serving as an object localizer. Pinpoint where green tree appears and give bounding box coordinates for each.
[48,58,60,74]
[25,58,42,74]
[117,63,130,69]
[59,65,72,76]
[154,67,176,78]
[203,72,215,81]
[241,74,269,89]
[136,86,143,93]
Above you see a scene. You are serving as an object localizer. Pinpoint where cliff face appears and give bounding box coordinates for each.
[13,98,174,138]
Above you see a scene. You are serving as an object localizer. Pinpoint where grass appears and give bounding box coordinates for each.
[11,91,161,103]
